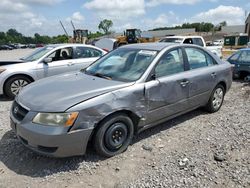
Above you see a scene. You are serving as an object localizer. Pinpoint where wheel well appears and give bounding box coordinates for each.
[217,81,226,91]
[3,74,34,92]
[94,110,141,135]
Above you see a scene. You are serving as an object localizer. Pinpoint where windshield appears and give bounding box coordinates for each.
[21,46,55,61]
[85,48,158,82]
[159,38,183,43]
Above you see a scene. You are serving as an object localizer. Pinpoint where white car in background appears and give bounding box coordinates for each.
[0,44,107,98]
[159,36,223,59]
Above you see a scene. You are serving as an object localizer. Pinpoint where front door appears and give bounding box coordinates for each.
[36,47,75,79]
[144,48,189,125]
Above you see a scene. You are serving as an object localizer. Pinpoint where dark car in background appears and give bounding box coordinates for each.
[0,45,13,50]
[227,48,250,79]
[10,43,232,158]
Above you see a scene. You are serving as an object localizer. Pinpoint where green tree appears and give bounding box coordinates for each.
[98,19,113,34]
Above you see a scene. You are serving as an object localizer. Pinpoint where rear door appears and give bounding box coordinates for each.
[144,48,190,124]
[183,47,219,108]
[237,50,250,75]
[36,47,75,79]
[73,46,104,70]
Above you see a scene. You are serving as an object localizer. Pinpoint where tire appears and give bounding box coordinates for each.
[205,84,225,113]
[4,75,32,99]
[93,113,134,157]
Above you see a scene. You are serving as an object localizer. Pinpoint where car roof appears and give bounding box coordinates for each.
[46,43,99,49]
[120,42,178,51]
[161,35,202,39]
[239,48,250,51]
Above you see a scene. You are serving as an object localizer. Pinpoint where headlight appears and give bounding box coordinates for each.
[33,112,79,127]
[0,68,6,74]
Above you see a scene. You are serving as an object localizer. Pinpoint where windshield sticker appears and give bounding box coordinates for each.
[138,50,157,56]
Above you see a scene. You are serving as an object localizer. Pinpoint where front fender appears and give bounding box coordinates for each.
[68,83,146,131]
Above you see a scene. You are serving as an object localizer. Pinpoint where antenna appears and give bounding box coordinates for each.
[59,21,69,37]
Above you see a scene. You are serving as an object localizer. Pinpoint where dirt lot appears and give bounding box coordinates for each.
[0,49,35,61]
[0,50,249,188]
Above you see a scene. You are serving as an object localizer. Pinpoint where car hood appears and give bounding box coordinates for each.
[17,72,134,112]
[0,60,25,66]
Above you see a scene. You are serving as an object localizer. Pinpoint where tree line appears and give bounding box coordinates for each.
[151,21,227,32]
[0,29,69,45]
[0,20,227,45]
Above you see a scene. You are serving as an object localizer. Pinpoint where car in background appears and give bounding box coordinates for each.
[227,48,250,79]
[213,39,224,46]
[94,38,118,52]
[0,45,13,50]
[10,43,232,157]
[0,44,107,98]
[159,36,223,59]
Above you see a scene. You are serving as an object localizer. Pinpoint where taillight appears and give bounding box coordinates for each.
[103,48,109,52]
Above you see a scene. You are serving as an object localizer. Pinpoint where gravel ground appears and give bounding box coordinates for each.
[0,50,249,188]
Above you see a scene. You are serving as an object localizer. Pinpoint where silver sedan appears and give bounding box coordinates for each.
[0,44,107,98]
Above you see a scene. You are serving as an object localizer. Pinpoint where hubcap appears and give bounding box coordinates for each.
[212,88,223,110]
[104,122,128,151]
[10,79,29,95]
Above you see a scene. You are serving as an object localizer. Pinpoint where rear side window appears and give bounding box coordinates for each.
[75,47,102,58]
[192,38,204,47]
[239,50,250,64]
[185,48,216,70]
[155,48,184,77]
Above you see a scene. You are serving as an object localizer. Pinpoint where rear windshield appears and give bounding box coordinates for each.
[159,38,183,43]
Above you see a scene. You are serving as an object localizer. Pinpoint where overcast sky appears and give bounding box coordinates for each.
[0,0,249,36]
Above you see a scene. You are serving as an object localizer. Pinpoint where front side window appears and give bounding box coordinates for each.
[183,38,193,44]
[85,48,158,82]
[185,48,216,69]
[47,47,73,62]
[155,48,184,78]
[75,47,102,58]
[239,50,250,63]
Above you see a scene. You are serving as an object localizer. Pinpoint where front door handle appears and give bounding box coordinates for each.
[211,72,217,77]
[180,80,190,87]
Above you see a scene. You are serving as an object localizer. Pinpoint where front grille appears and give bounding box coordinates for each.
[12,101,29,121]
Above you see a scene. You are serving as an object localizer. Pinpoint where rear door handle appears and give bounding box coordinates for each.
[180,80,190,87]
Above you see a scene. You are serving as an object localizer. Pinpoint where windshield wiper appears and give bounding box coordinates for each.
[92,72,112,80]
[84,70,112,80]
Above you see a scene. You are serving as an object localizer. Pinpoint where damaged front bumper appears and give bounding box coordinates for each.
[10,110,93,158]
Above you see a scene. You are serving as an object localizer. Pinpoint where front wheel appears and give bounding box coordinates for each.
[4,75,32,99]
[205,84,225,113]
[93,113,134,157]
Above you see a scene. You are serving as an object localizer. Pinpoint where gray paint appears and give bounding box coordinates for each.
[11,43,232,157]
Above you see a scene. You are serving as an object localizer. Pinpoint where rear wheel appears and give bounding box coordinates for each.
[4,75,32,99]
[205,84,225,113]
[93,113,134,157]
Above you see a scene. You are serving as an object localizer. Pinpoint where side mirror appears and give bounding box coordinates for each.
[43,57,52,63]
[148,73,156,81]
